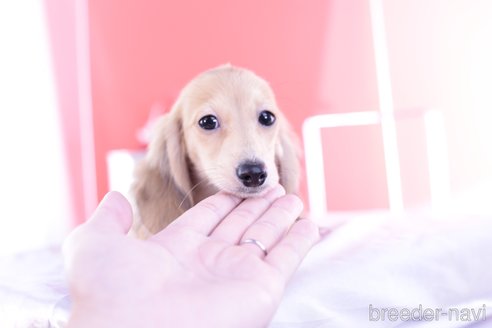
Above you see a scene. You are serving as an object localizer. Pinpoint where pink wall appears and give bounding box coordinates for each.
[88,0,385,210]
[316,0,389,210]
[48,0,492,221]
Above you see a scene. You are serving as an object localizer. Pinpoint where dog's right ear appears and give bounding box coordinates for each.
[132,110,193,237]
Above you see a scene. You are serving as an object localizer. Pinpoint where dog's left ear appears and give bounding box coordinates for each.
[275,115,301,194]
[131,110,193,237]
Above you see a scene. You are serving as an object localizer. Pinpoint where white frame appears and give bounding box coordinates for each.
[302,109,450,218]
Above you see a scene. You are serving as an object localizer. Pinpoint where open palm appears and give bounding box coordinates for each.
[64,186,319,328]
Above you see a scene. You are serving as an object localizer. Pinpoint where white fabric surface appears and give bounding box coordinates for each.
[0,247,69,327]
[0,211,490,327]
[271,211,492,327]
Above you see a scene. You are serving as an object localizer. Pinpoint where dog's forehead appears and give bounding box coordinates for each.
[183,68,275,112]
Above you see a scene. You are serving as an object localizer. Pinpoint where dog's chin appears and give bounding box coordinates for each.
[226,184,273,199]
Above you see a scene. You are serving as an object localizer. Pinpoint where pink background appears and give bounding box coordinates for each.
[45,0,492,223]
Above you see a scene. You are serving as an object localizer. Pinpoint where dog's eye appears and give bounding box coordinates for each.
[258,110,276,126]
[198,115,220,130]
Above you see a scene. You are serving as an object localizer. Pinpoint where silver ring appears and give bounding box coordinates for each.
[240,238,268,256]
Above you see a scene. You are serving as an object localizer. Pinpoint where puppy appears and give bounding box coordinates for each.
[131,64,300,237]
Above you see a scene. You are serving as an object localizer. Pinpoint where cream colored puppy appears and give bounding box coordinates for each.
[132,65,299,236]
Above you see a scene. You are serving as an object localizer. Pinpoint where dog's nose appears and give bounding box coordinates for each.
[236,162,268,188]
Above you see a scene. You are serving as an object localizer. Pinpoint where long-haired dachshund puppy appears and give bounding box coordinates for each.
[131,64,300,237]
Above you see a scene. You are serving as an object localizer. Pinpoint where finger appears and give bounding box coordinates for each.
[265,218,319,280]
[63,191,133,270]
[210,185,285,243]
[86,191,134,234]
[163,192,243,236]
[239,194,303,257]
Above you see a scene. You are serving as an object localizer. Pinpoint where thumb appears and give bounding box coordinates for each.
[63,192,133,291]
[87,191,134,234]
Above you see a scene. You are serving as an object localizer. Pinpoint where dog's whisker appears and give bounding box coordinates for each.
[178,178,209,210]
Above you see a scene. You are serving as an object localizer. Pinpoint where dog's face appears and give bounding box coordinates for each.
[178,66,283,198]
[133,65,300,234]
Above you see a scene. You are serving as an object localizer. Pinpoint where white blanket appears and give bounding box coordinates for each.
[272,211,492,327]
[1,211,491,327]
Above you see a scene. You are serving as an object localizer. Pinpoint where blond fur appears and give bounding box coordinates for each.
[131,65,300,237]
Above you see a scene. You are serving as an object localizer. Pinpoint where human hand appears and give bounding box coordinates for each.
[63,185,319,328]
